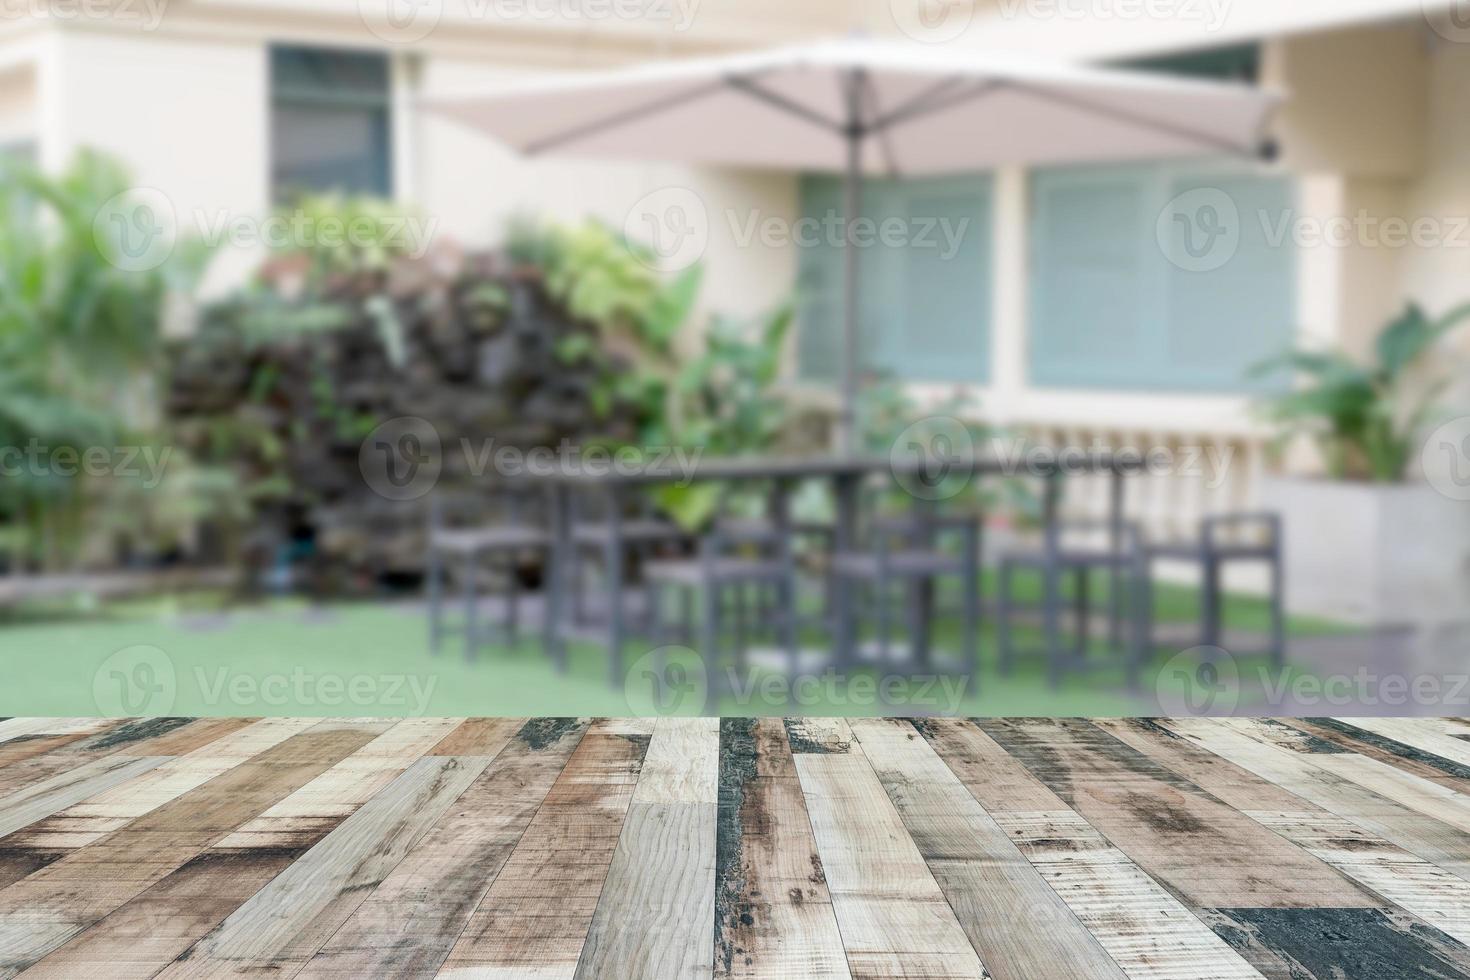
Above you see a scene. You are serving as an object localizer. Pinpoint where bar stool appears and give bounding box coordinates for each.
[426,488,548,658]
[1144,512,1285,666]
[997,520,1149,688]
[569,493,692,629]
[830,510,981,682]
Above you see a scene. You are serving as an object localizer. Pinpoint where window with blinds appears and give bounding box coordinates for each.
[1028,162,1295,393]
[270,46,393,202]
[797,173,993,384]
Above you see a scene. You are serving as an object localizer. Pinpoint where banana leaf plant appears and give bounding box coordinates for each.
[1252,303,1470,481]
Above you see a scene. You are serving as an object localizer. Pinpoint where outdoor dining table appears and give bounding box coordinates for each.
[506,449,1148,685]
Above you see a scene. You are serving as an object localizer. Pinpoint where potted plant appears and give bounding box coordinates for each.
[1254,303,1470,623]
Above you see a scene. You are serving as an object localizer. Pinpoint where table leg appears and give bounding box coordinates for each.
[544,485,570,673]
[603,486,626,687]
[1042,470,1063,688]
[1108,468,1125,651]
[832,473,861,672]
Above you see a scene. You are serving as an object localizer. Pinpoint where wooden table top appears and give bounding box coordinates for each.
[1,715,1469,978]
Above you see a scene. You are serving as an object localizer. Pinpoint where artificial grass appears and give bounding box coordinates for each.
[0,574,1352,718]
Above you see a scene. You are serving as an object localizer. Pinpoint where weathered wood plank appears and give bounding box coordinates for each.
[573,716,719,980]
[1162,718,1470,882]
[784,719,854,756]
[1284,718,1470,789]
[1331,718,1470,769]
[0,721,384,978]
[1200,907,1470,980]
[426,717,523,756]
[1247,809,1470,946]
[297,718,588,979]
[158,754,489,978]
[850,718,1125,980]
[714,718,849,980]
[436,721,646,979]
[212,718,460,850]
[796,750,985,980]
[0,719,225,801]
[0,755,165,843]
[994,809,1266,980]
[975,718,1375,908]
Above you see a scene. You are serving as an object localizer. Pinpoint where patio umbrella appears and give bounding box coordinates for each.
[428,37,1281,450]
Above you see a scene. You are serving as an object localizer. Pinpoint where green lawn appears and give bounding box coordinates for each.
[0,573,1354,718]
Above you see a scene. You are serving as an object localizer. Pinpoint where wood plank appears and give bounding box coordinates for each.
[157,754,489,978]
[297,718,588,979]
[1332,718,1470,769]
[0,755,166,842]
[849,718,1126,980]
[426,718,523,756]
[784,719,854,755]
[1247,809,1470,946]
[0,721,385,978]
[6,718,322,850]
[1162,718,1470,882]
[436,721,647,979]
[714,718,849,980]
[994,809,1266,980]
[795,750,985,980]
[212,718,462,850]
[1198,907,1470,980]
[1283,718,1470,789]
[573,716,719,980]
[974,718,1376,908]
[0,719,219,801]
[0,721,110,746]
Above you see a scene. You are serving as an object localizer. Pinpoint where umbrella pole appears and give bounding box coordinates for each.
[839,71,862,456]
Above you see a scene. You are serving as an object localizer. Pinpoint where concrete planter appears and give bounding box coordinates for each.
[1262,476,1470,625]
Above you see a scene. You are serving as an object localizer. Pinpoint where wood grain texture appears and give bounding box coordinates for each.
[0,717,1466,980]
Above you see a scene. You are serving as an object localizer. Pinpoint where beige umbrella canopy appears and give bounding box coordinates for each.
[428,37,1281,447]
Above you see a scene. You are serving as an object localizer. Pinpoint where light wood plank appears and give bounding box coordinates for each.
[159,754,489,978]
[297,718,588,979]
[851,718,1125,980]
[436,722,646,979]
[796,751,985,980]
[1334,718,1470,769]
[0,755,166,843]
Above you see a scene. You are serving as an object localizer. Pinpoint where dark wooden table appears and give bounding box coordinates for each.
[507,450,1144,682]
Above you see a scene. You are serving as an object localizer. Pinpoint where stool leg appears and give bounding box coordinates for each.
[1269,551,1286,668]
[1202,556,1222,649]
[962,562,979,686]
[877,574,892,663]
[462,553,478,662]
[505,554,520,647]
[427,545,443,656]
[998,562,1014,677]
[701,579,720,714]
[1073,567,1090,658]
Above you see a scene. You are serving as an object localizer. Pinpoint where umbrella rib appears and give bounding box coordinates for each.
[871,79,1006,132]
[724,74,846,135]
[870,74,967,129]
[1005,80,1261,156]
[523,78,730,156]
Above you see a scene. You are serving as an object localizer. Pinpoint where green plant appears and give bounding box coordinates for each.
[271,192,425,285]
[0,151,210,570]
[1253,303,1470,481]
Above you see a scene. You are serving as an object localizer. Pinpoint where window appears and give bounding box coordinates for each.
[1028,162,1295,393]
[270,46,392,201]
[1122,43,1261,83]
[797,174,993,384]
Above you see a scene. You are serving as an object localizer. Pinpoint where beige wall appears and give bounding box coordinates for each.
[0,65,35,145]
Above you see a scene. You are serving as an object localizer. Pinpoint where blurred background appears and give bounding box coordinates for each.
[1,0,1468,718]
